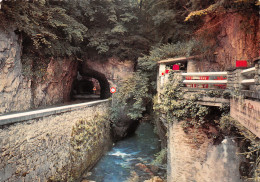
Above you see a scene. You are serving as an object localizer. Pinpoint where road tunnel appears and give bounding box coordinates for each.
[71,67,111,100]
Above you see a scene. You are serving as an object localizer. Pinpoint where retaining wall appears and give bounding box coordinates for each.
[0,101,112,182]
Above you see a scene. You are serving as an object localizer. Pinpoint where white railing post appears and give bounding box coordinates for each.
[226,69,235,90]
[255,59,260,85]
[187,59,198,72]
[234,68,247,90]
[157,63,166,92]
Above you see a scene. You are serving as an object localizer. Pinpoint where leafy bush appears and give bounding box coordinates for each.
[151,148,167,166]
[2,1,88,57]
[154,72,209,127]
[110,40,203,122]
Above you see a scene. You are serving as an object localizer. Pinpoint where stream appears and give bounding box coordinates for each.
[85,122,162,182]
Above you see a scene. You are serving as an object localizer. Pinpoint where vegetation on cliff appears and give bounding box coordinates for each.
[109,0,259,179]
[110,0,259,121]
[0,0,150,61]
[2,0,257,61]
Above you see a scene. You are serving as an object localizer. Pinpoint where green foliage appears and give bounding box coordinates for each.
[110,72,151,121]
[151,148,167,166]
[1,0,150,62]
[110,40,202,121]
[2,1,87,57]
[185,0,259,22]
[63,0,149,59]
[141,0,216,43]
[185,4,218,22]
[154,73,209,127]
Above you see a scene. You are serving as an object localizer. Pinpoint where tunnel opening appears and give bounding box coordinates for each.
[71,68,111,101]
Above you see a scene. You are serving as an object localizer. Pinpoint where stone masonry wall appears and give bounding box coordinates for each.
[0,101,112,182]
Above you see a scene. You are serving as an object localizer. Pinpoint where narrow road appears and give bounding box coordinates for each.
[0,99,109,126]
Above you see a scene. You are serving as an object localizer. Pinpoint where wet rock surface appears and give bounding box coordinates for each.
[85,122,165,182]
[168,121,242,182]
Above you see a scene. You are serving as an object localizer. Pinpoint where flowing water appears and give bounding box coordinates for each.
[86,122,161,182]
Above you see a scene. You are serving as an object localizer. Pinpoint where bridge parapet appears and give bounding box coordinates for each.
[157,57,260,138]
[157,57,260,100]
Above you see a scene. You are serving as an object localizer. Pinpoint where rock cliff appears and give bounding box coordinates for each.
[0,26,32,114]
[83,57,134,88]
[198,12,259,71]
[0,27,135,114]
[168,122,242,182]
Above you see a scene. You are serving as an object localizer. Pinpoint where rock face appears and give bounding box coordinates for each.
[83,57,134,88]
[0,27,134,114]
[168,122,242,182]
[0,27,79,114]
[33,57,78,108]
[215,13,259,68]
[198,12,259,71]
[0,26,32,113]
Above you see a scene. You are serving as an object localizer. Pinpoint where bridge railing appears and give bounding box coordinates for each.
[241,67,256,85]
[179,65,259,91]
[157,58,260,99]
[182,72,228,89]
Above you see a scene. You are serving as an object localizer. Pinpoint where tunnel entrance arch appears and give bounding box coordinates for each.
[71,67,111,100]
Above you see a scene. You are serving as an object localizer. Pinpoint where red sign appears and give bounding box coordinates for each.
[236,60,247,68]
[161,72,164,76]
[172,65,180,70]
[110,87,116,93]
[165,70,169,74]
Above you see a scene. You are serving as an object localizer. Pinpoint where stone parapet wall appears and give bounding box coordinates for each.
[0,101,112,182]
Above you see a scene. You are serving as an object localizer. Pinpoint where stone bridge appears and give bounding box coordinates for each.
[157,56,260,138]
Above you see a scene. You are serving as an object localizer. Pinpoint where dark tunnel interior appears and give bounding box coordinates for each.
[71,68,111,100]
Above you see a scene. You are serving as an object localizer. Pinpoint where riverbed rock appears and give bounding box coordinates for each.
[135,163,154,176]
[112,119,139,141]
[144,176,164,182]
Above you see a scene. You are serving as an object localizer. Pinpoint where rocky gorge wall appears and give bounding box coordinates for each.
[198,11,259,71]
[0,26,79,114]
[167,122,242,182]
[83,57,134,88]
[0,26,135,114]
[0,101,111,182]
[0,26,32,114]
